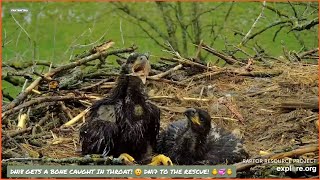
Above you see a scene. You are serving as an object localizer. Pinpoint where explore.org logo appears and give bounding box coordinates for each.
[10,8,29,13]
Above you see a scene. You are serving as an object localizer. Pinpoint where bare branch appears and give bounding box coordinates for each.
[264,4,289,18]
[290,17,319,31]
[156,2,179,52]
[112,2,168,40]
[240,1,266,46]
[243,20,293,43]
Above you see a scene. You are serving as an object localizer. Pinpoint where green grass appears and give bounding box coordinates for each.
[2,2,318,99]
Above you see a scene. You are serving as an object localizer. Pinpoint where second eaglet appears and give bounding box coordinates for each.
[157,108,249,165]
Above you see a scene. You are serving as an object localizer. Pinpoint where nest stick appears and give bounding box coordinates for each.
[59,101,74,120]
[150,64,183,79]
[200,43,242,65]
[62,108,90,127]
[160,57,217,71]
[80,79,111,90]
[17,114,28,129]
[6,127,33,138]
[218,97,245,124]
[182,71,224,83]
[150,95,213,102]
[2,95,88,119]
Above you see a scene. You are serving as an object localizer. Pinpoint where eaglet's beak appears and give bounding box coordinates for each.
[131,56,151,84]
[184,108,201,125]
[191,115,201,125]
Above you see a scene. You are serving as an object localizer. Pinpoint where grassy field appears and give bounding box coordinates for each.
[2,2,319,98]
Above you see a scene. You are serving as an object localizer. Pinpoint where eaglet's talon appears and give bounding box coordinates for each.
[118,153,136,165]
[148,154,173,166]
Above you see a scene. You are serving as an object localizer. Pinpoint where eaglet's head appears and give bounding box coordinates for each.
[121,52,151,84]
[184,108,212,134]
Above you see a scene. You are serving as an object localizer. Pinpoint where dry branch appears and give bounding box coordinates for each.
[278,98,319,110]
[200,44,242,65]
[160,57,217,71]
[298,48,319,58]
[2,95,88,119]
[218,96,244,124]
[232,70,283,77]
[6,127,33,138]
[150,64,183,79]
[246,85,279,97]
[62,108,91,128]
[3,61,55,70]
[150,95,213,102]
[290,17,319,31]
[240,1,266,46]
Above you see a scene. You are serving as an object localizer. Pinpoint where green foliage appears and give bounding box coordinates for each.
[3,2,318,62]
[2,2,318,100]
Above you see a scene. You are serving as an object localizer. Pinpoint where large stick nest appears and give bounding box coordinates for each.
[2,41,318,178]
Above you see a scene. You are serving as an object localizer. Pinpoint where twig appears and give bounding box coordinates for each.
[6,127,33,138]
[17,114,28,129]
[59,101,73,120]
[80,79,111,90]
[120,19,125,45]
[148,77,187,87]
[150,95,213,102]
[61,108,90,128]
[150,64,183,79]
[3,61,55,69]
[244,58,254,72]
[218,96,244,124]
[264,4,289,18]
[231,69,283,77]
[2,95,88,119]
[181,71,223,83]
[246,85,279,97]
[278,98,319,110]
[290,17,319,32]
[288,1,298,19]
[160,57,217,71]
[14,133,52,140]
[100,82,117,89]
[156,105,187,113]
[298,48,318,58]
[244,20,293,44]
[200,43,243,65]
[240,1,266,46]
[10,13,32,41]
[6,71,33,80]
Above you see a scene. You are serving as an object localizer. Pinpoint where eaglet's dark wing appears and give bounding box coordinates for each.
[195,124,249,165]
[156,119,187,154]
[147,102,161,149]
[80,99,119,156]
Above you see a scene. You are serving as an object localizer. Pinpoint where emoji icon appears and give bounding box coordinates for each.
[212,169,218,175]
[227,169,232,175]
[218,169,226,175]
[134,168,142,176]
